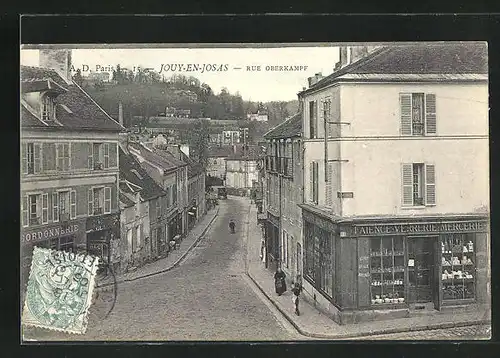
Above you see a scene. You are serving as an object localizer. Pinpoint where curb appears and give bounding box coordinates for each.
[96,207,220,290]
[246,271,490,339]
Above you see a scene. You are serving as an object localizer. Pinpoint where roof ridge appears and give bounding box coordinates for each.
[263,112,301,139]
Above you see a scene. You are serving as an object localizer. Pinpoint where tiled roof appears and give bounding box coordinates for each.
[225,145,263,161]
[119,146,165,201]
[20,65,123,131]
[128,142,184,173]
[151,146,188,168]
[263,113,302,139]
[207,145,235,158]
[301,42,488,95]
[119,192,136,208]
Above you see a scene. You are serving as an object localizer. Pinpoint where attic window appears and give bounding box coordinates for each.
[130,169,143,179]
[41,94,56,121]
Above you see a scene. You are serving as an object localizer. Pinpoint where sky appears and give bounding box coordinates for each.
[20,46,340,102]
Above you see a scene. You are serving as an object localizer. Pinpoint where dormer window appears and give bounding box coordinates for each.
[42,94,56,121]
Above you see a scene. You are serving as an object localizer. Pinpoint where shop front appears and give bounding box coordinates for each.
[167,209,179,243]
[86,213,120,276]
[187,201,198,231]
[265,212,280,271]
[300,207,490,324]
[21,218,87,289]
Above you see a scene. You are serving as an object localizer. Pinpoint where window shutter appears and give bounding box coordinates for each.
[22,195,28,227]
[70,190,77,219]
[400,94,412,135]
[34,144,41,174]
[88,188,94,215]
[52,192,59,222]
[309,162,314,202]
[88,143,94,169]
[325,162,333,207]
[64,144,70,170]
[425,94,437,134]
[104,143,110,168]
[22,143,28,174]
[402,164,413,206]
[42,193,48,224]
[104,187,111,213]
[425,164,436,205]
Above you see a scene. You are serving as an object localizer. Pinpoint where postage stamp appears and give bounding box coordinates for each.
[22,247,100,334]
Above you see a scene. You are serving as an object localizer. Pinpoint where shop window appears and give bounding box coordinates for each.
[304,222,334,298]
[59,236,75,253]
[441,234,476,301]
[370,237,406,305]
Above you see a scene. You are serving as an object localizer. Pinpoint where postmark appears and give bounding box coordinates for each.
[22,247,99,334]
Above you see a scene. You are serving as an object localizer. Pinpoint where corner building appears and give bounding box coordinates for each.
[298,43,490,324]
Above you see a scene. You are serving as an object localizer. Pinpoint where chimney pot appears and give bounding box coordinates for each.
[39,49,72,84]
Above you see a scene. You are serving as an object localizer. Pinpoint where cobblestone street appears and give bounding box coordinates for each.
[23,198,298,341]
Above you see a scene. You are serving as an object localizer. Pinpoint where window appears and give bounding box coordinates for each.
[441,234,476,300]
[89,187,105,215]
[325,162,334,207]
[304,221,334,298]
[28,194,42,226]
[370,237,406,305]
[70,190,76,219]
[56,143,70,171]
[42,193,48,224]
[42,95,56,121]
[172,183,177,205]
[322,99,332,138]
[59,236,74,253]
[402,163,436,206]
[136,225,141,248]
[310,161,319,204]
[156,197,162,218]
[22,143,42,175]
[58,191,70,221]
[400,93,437,136]
[90,143,110,170]
[309,101,317,138]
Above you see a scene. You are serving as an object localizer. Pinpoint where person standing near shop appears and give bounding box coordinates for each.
[291,280,303,316]
[274,267,287,296]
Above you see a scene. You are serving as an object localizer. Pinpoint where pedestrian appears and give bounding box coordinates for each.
[291,280,303,316]
[274,267,287,296]
[229,219,236,234]
[260,239,265,260]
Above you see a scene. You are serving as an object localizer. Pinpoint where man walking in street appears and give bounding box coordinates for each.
[291,279,303,316]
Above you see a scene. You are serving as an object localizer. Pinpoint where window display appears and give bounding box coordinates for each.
[441,234,475,300]
[370,237,405,305]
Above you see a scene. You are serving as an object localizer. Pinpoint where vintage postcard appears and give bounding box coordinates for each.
[20,42,490,341]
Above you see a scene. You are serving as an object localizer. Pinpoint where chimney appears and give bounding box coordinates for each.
[39,49,73,85]
[307,76,314,87]
[339,47,348,67]
[315,72,323,82]
[118,102,124,127]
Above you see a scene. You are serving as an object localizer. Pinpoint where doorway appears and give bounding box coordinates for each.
[407,236,436,306]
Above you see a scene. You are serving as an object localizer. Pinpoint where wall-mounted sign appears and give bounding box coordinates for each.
[337,192,354,199]
[22,221,84,245]
[353,220,488,237]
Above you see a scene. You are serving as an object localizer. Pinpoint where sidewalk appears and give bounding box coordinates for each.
[244,200,490,339]
[96,207,219,289]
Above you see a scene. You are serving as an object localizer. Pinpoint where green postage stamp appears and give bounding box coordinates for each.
[22,247,100,334]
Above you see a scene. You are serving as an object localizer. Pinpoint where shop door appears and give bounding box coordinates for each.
[407,236,436,306]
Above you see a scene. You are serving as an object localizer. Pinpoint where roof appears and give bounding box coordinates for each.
[128,141,185,173]
[180,152,204,178]
[119,192,136,208]
[207,145,235,158]
[300,42,488,95]
[20,65,124,131]
[119,146,165,201]
[225,145,263,161]
[263,113,302,139]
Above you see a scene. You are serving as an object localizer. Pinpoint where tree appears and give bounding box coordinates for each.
[72,69,83,86]
[186,119,210,170]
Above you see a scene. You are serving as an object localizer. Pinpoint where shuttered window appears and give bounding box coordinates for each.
[425,164,436,205]
[22,195,28,227]
[42,193,48,224]
[104,143,110,168]
[88,143,94,169]
[402,163,436,206]
[70,190,77,219]
[309,101,317,139]
[42,143,56,171]
[104,187,111,214]
[311,161,319,204]
[56,143,70,171]
[325,162,334,207]
[309,163,314,202]
[401,93,437,136]
[425,94,437,134]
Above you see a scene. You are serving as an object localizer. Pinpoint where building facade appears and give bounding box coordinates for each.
[263,113,304,279]
[225,145,261,191]
[21,50,123,291]
[298,43,490,324]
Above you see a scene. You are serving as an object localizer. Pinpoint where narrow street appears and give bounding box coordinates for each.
[23,198,298,341]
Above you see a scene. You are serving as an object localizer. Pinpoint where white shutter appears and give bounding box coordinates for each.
[34,144,41,174]
[88,143,94,169]
[425,94,437,134]
[52,192,59,222]
[42,193,48,224]
[21,143,28,174]
[309,162,314,202]
[88,188,94,215]
[400,94,412,135]
[425,164,436,205]
[104,143,110,168]
[104,187,111,214]
[402,164,413,206]
[22,195,28,227]
[325,162,333,207]
[70,190,77,219]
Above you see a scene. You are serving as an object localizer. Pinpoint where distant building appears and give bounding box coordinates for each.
[164,107,191,118]
[87,71,111,83]
[225,145,263,190]
[206,145,235,180]
[247,109,269,122]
